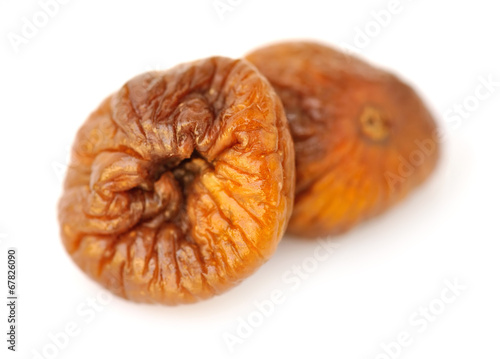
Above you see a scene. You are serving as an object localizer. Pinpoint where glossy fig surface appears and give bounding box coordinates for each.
[59,57,295,304]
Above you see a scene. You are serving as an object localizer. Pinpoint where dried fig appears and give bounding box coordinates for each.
[58,57,295,305]
[246,41,439,237]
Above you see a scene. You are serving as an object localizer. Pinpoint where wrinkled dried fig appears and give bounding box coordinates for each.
[246,41,439,237]
[58,57,295,305]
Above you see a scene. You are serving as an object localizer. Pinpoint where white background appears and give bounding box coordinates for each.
[1,0,499,358]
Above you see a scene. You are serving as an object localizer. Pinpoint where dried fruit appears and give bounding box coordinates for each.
[246,41,439,237]
[58,57,295,305]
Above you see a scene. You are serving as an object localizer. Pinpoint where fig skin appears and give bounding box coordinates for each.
[58,57,295,305]
[246,41,439,237]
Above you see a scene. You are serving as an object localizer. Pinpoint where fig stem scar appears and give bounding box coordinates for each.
[359,105,390,142]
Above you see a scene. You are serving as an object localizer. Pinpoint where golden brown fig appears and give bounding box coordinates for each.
[58,57,295,305]
[246,41,439,237]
